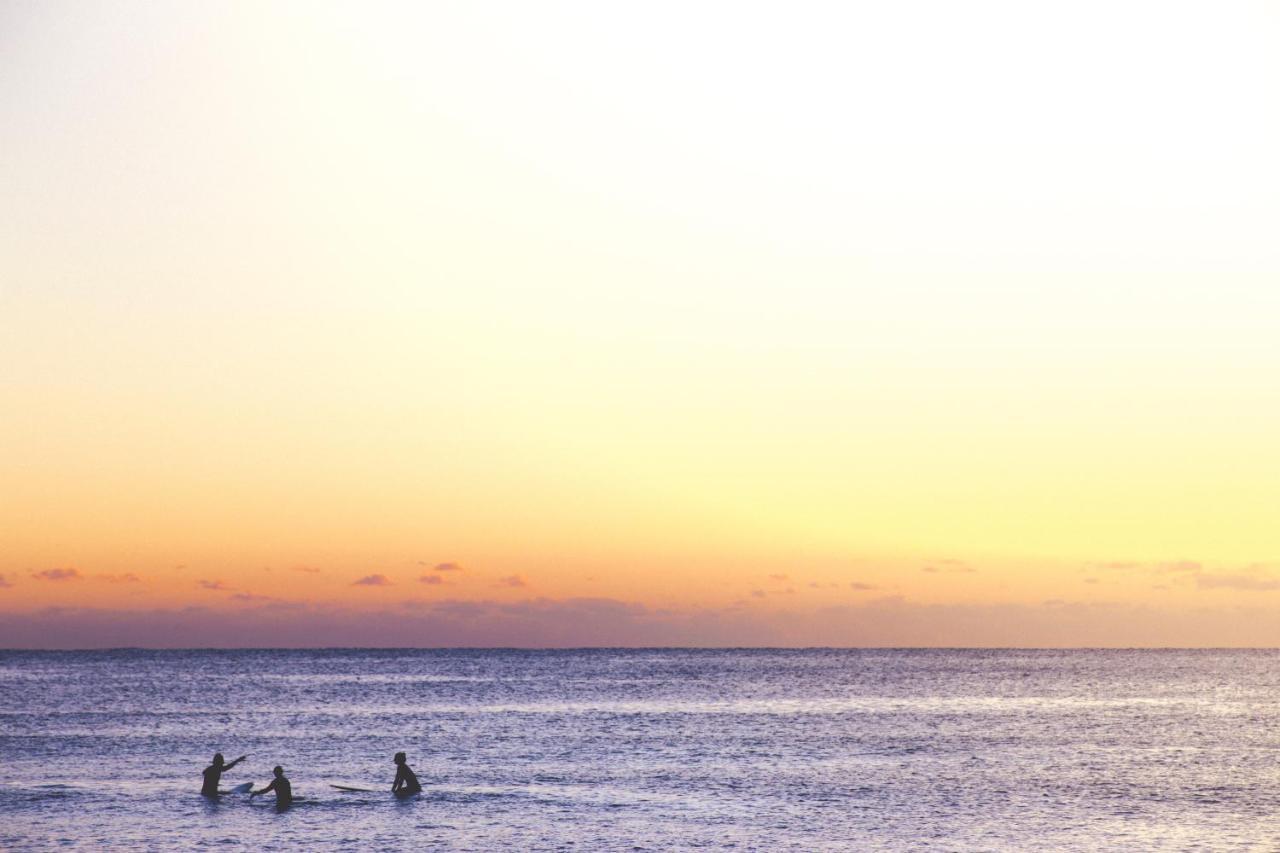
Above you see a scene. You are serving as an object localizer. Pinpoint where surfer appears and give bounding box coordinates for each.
[201,752,248,796]
[392,751,422,797]
[250,765,293,808]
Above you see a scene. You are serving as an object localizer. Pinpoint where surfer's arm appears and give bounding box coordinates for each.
[225,755,247,770]
[250,778,277,797]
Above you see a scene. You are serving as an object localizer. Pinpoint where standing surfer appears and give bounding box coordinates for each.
[201,752,248,796]
[392,751,422,797]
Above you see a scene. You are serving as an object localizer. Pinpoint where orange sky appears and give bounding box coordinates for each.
[3,2,1280,646]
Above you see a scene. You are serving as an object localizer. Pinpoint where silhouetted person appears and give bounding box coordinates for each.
[201,752,247,796]
[251,765,293,808]
[392,751,421,797]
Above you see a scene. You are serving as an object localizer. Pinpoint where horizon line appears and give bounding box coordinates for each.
[5,645,1280,653]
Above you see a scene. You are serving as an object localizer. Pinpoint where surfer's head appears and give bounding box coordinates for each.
[212,753,224,767]
[273,766,284,777]
[394,752,406,765]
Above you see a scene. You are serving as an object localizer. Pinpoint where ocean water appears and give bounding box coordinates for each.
[1,649,1279,851]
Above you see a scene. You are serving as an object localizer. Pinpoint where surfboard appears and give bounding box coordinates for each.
[330,784,378,793]
[219,782,254,795]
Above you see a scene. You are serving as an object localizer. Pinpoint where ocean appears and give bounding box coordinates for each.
[1,649,1277,851]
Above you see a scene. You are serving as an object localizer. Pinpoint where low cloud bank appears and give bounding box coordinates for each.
[32,568,82,582]
[5,597,1280,649]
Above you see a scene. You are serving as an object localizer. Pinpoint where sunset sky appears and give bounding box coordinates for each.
[3,1,1280,646]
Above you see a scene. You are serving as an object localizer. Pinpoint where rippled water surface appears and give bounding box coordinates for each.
[3,649,1280,850]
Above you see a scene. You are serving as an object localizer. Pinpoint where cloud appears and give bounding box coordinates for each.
[1092,559,1202,574]
[751,585,801,598]
[352,574,392,586]
[95,573,141,584]
[33,568,82,581]
[229,592,277,603]
[419,575,446,586]
[432,562,464,573]
[767,573,789,582]
[1083,578,1099,585]
[0,574,12,588]
[198,580,230,591]
[849,582,877,591]
[432,600,489,618]
[1195,574,1280,591]
[292,565,321,574]
[495,575,527,588]
[921,564,975,574]
[14,596,1280,648]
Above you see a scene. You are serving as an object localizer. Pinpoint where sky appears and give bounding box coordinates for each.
[3,1,1280,647]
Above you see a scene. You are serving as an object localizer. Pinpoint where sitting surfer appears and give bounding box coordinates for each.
[250,765,293,808]
[201,752,248,796]
[392,751,422,797]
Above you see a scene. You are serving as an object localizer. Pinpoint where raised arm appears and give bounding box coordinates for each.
[224,755,248,771]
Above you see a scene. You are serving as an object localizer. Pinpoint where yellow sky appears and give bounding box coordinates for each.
[2,1,1280,644]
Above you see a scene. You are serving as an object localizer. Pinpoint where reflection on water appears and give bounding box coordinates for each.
[2,649,1279,851]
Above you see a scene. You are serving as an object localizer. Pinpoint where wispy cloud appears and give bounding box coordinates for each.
[419,575,446,586]
[33,568,82,582]
[849,582,877,591]
[95,573,141,584]
[229,592,278,602]
[198,579,230,591]
[0,574,12,588]
[767,573,789,582]
[921,564,975,574]
[495,575,527,588]
[352,574,392,587]
[1091,559,1202,574]
[750,586,798,597]
[1195,573,1280,591]
[292,565,321,574]
[431,562,464,573]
